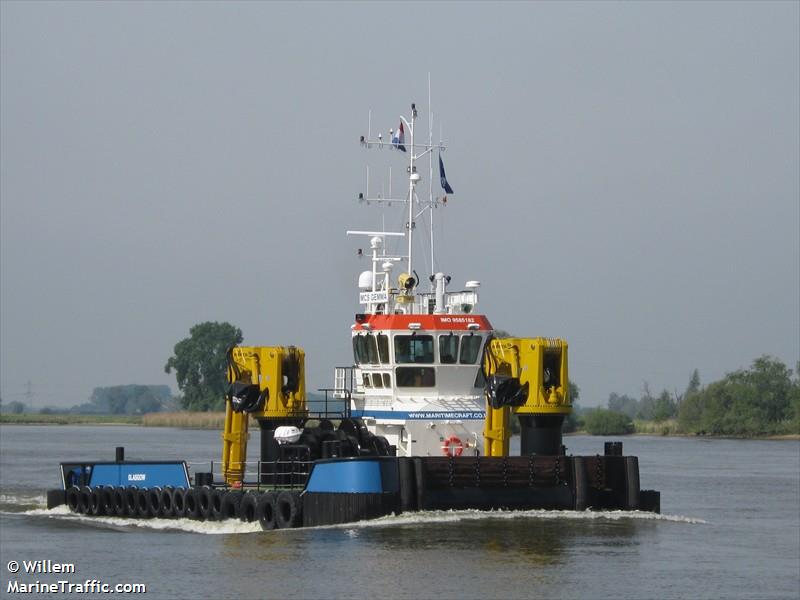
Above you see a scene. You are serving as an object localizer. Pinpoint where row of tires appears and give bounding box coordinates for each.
[64,485,302,530]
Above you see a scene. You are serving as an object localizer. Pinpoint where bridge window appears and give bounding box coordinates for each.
[439,334,459,364]
[353,334,380,365]
[377,334,390,364]
[383,373,391,388]
[353,335,365,363]
[394,335,434,364]
[459,335,483,364]
[396,367,436,387]
[367,336,379,364]
[371,373,383,388]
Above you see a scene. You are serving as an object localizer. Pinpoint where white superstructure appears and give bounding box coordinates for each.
[336,99,493,457]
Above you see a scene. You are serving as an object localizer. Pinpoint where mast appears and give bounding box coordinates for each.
[357,99,445,312]
[404,104,418,278]
[428,74,435,283]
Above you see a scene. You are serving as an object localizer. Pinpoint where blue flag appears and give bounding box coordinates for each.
[439,154,454,194]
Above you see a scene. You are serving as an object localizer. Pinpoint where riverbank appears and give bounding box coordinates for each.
[0,412,222,428]
[565,430,799,440]
[141,411,225,429]
[0,414,141,425]
[567,417,798,439]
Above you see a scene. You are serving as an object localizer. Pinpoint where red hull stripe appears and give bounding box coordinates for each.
[353,314,493,331]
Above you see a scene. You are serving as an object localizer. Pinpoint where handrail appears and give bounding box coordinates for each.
[314,388,351,419]
[187,457,314,491]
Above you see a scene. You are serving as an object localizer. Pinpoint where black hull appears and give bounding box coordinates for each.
[48,453,660,528]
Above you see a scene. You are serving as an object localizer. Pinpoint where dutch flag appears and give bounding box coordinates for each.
[392,122,406,152]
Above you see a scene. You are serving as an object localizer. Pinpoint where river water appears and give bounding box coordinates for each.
[0,425,797,599]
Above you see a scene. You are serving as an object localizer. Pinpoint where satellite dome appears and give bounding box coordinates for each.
[358,271,374,290]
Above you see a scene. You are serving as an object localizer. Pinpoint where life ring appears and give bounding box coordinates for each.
[442,435,464,457]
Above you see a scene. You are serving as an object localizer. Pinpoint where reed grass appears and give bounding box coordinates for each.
[0,414,142,425]
[633,418,681,436]
[142,411,225,429]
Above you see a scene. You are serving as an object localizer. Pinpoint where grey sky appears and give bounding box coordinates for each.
[1,1,798,408]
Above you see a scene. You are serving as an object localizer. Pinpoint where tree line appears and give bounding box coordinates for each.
[582,356,799,436]
[0,385,175,416]
[677,356,799,436]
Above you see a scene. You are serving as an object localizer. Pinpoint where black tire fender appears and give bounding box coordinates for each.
[66,486,81,513]
[136,488,152,518]
[78,486,92,514]
[147,486,162,516]
[159,486,174,517]
[112,487,127,516]
[220,491,244,520]
[238,492,258,523]
[197,486,213,520]
[210,488,226,521]
[124,486,138,516]
[89,487,104,516]
[256,492,278,530]
[171,488,187,517]
[184,488,202,520]
[276,491,302,528]
[100,486,115,514]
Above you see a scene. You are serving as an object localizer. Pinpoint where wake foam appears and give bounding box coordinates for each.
[0,493,47,506]
[323,508,707,528]
[0,493,46,510]
[299,508,707,532]
[7,504,704,534]
[18,506,261,534]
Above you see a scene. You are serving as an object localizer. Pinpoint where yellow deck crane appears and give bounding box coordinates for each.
[482,337,571,457]
[221,346,307,486]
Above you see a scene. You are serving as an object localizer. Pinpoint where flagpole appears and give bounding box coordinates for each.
[407,109,415,281]
[429,73,435,286]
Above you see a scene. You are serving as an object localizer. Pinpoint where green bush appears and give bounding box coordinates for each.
[678,356,799,436]
[583,409,634,435]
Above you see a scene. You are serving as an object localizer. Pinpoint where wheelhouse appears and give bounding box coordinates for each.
[351,328,489,393]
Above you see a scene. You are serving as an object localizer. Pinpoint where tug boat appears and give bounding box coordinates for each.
[47,101,660,529]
